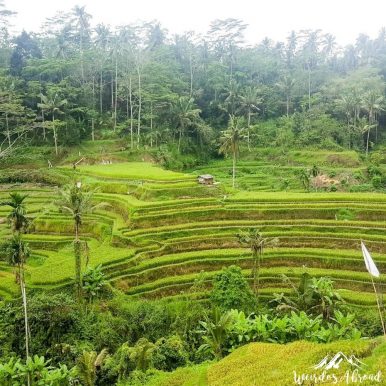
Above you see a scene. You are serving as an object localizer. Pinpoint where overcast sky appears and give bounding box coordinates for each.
[7,0,386,46]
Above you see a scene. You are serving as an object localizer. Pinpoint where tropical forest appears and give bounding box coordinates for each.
[1,1,386,385]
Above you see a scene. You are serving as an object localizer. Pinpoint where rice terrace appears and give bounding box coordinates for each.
[2,1,386,385]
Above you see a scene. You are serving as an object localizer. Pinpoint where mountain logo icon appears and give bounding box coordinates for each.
[313,352,367,370]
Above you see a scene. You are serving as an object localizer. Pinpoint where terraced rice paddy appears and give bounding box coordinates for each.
[0,160,385,308]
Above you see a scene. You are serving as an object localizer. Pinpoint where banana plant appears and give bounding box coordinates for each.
[197,308,235,359]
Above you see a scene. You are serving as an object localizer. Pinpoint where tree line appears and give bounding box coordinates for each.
[1,3,386,160]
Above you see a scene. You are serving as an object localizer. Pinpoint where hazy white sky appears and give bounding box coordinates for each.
[7,0,386,46]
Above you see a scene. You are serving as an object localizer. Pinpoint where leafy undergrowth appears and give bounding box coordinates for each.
[143,338,386,386]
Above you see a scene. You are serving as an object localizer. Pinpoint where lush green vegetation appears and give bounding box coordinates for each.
[1,2,386,385]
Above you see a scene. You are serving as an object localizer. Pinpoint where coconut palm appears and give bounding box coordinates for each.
[71,5,91,82]
[37,93,67,156]
[276,75,295,117]
[57,183,106,299]
[1,192,32,371]
[357,117,377,157]
[0,192,29,232]
[239,86,261,150]
[222,78,240,115]
[173,96,201,151]
[219,115,246,188]
[5,233,31,369]
[362,91,384,150]
[237,228,278,303]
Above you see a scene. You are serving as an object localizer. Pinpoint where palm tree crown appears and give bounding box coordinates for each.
[0,192,29,232]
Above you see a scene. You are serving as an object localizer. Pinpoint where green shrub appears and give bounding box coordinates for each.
[210,265,256,313]
[153,335,189,371]
[367,164,382,178]
[349,183,373,192]
[372,175,383,189]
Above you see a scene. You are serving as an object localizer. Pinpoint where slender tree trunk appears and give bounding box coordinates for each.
[150,100,153,134]
[19,266,29,356]
[137,67,142,149]
[308,64,311,110]
[111,73,114,117]
[232,151,236,188]
[247,110,251,151]
[126,86,129,120]
[74,222,82,300]
[286,95,290,117]
[189,52,193,97]
[256,247,262,306]
[114,53,118,132]
[91,118,95,142]
[178,127,182,152]
[5,112,10,146]
[18,263,31,385]
[99,66,103,114]
[39,77,46,141]
[129,76,133,149]
[80,33,85,83]
[366,127,371,157]
[92,76,95,141]
[52,113,58,156]
[21,274,31,386]
[347,116,351,149]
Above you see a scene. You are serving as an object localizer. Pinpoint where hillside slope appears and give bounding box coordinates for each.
[145,338,386,386]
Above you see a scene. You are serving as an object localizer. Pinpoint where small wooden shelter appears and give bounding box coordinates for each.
[198,174,214,185]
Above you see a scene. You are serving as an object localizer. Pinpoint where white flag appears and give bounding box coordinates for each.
[361,241,380,278]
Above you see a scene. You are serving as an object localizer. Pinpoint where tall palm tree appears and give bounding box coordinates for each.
[5,235,31,360]
[276,75,295,117]
[38,93,67,156]
[1,193,31,377]
[71,5,91,82]
[222,79,240,115]
[0,192,29,232]
[94,23,112,114]
[337,94,356,148]
[57,183,105,299]
[357,117,377,157]
[237,228,278,303]
[173,96,201,151]
[362,91,384,151]
[239,86,261,150]
[219,115,246,188]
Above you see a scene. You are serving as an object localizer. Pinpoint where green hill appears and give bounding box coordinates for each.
[144,338,386,386]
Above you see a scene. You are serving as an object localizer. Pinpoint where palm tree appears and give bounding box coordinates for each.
[173,96,201,151]
[57,183,105,299]
[77,349,108,386]
[276,75,295,117]
[0,192,29,232]
[94,24,111,114]
[1,193,31,376]
[71,5,91,82]
[237,228,278,303]
[239,86,261,150]
[38,93,67,156]
[337,94,356,148]
[222,79,240,115]
[219,115,246,188]
[362,91,384,150]
[198,308,235,359]
[5,235,31,358]
[357,117,377,157]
